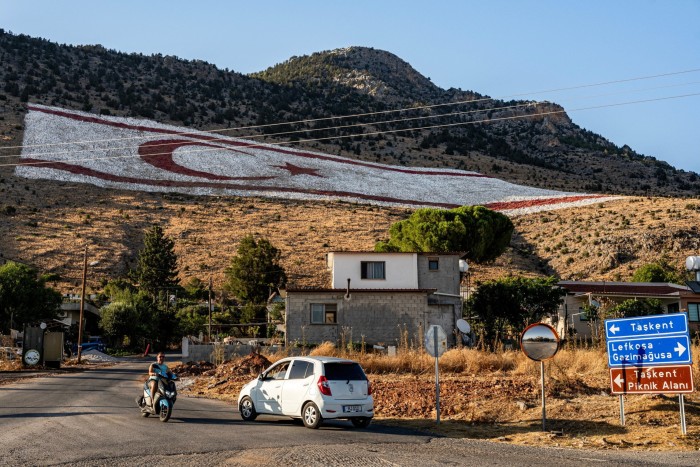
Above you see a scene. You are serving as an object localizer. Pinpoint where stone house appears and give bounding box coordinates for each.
[284,251,466,347]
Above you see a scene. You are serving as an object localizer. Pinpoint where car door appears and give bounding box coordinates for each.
[281,359,315,415]
[255,360,290,415]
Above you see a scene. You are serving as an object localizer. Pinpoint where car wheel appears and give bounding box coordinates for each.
[350,417,372,428]
[239,396,258,421]
[302,402,322,429]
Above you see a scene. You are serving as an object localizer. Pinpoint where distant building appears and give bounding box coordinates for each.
[58,295,101,335]
[555,281,700,338]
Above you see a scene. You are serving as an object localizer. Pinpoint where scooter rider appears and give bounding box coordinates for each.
[148,352,170,406]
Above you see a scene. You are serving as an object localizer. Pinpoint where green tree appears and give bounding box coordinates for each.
[632,261,684,284]
[607,298,665,319]
[145,304,179,351]
[0,261,62,333]
[175,304,209,337]
[467,276,565,348]
[183,277,209,301]
[131,225,179,298]
[99,288,151,349]
[375,205,513,262]
[224,235,287,305]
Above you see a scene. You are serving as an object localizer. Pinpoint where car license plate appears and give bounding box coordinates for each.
[343,405,362,413]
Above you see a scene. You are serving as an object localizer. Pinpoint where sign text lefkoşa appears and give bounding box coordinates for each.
[604,312,694,395]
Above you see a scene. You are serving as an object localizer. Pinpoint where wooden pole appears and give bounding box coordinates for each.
[208,277,213,343]
[76,245,88,363]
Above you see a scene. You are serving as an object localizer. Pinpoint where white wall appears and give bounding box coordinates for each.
[329,252,418,289]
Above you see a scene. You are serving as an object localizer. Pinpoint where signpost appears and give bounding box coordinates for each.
[604,312,694,434]
[606,334,691,367]
[605,313,688,340]
[424,325,447,424]
[610,365,694,395]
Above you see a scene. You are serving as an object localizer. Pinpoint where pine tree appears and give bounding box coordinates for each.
[131,225,179,299]
[224,235,286,306]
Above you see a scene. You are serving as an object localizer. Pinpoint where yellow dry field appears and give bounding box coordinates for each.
[3,174,700,293]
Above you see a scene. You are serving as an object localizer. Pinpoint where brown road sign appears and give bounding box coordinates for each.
[610,365,695,395]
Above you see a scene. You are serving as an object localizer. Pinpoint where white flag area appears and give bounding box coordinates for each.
[17,105,614,214]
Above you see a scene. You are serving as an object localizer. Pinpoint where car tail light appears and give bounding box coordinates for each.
[367,380,372,396]
[317,375,332,396]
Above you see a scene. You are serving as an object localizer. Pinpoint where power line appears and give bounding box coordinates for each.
[1,67,698,156]
[8,76,698,161]
[3,92,699,169]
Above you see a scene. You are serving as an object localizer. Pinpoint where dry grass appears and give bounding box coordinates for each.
[3,175,700,296]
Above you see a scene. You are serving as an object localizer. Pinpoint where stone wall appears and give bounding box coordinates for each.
[416,254,461,294]
[185,343,284,363]
[285,290,457,347]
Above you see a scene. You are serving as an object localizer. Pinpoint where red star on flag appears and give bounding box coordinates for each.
[274,162,324,177]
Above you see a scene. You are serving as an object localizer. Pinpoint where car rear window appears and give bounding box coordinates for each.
[323,362,367,381]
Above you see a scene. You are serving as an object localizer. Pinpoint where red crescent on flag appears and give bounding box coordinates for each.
[137,139,274,181]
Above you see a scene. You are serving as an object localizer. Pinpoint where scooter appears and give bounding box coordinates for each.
[136,368,178,422]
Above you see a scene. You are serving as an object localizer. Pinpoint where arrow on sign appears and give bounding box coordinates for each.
[614,374,624,388]
[674,342,687,357]
[609,324,620,335]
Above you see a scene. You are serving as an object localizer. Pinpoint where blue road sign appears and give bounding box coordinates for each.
[607,334,692,367]
[605,313,688,340]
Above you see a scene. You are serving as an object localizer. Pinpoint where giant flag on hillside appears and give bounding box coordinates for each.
[16,105,613,214]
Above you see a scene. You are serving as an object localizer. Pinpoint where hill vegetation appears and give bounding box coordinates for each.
[2,30,699,196]
[1,30,700,297]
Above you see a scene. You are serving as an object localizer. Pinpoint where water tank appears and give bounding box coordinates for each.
[686,256,700,271]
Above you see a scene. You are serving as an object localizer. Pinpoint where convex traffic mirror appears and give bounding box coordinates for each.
[520,323,560,361]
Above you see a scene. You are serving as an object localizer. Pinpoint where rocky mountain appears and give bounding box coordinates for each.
[2,30,700,295]
[1,30,699,196]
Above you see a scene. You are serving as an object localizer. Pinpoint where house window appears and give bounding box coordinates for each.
[361,261,385,280]
[688,303,700,322]
[578,307,592,321]
[667,303,680,314]
[311,303,337,324]
[428,258,439,271]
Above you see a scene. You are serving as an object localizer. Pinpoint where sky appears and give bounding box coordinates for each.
[2,0,699,173]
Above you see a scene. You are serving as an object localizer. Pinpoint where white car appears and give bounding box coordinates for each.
[237,356,374,429]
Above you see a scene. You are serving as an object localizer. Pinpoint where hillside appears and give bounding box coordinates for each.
[2,174,700,296]
[2,30,700,295]
[2,30,700,197]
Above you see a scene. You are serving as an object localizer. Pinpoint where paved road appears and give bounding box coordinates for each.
[1,361,699,466]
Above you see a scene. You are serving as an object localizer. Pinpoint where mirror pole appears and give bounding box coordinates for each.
[541,360,546,431]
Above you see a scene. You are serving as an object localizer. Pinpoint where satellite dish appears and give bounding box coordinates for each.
[686,256,700,271]
[459,260,469,273]
[456,319,471,334]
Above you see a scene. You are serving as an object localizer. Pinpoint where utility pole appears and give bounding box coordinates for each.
[77,245,88,363]
[208,276,213,343]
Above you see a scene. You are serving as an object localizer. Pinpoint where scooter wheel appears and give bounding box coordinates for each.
[141,412,150,417]
[159,403,171,422]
